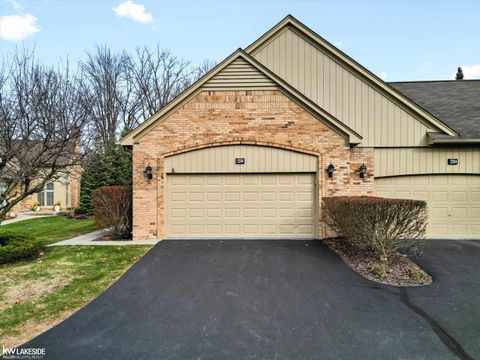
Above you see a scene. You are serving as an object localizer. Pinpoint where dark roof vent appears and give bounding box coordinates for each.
[455,67,464,80]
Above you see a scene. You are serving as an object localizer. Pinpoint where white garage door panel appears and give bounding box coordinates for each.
[166,174,316,239]
[375,175,480,239]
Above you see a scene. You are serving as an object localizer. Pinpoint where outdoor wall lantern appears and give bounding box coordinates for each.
[358,163,367,178]
[325,163,335,178]
[143,165,153,181]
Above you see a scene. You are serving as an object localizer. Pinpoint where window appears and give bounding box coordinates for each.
[46,183,54,206]
[37,190,45,206]
[37,183,54,207]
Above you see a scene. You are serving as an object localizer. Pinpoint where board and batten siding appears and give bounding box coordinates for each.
[165,145,318,174]
[375,147,480,178]
[202,58,278,90]
[251,27,439,147]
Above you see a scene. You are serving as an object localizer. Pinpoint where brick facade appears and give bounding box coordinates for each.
[132,90,374,240]
[69,165,81,209]
[11,190,35,212]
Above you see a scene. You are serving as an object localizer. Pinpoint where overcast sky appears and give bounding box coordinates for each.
[0,0,479,81]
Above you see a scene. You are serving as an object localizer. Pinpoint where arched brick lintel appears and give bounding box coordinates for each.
[162,139,321,158]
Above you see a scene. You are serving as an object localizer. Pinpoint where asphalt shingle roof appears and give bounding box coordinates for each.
[389,80,480,138]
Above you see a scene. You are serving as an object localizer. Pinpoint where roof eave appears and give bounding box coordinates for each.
[431,138,480,145]
[118,137,133,146]
[427,132,480,145]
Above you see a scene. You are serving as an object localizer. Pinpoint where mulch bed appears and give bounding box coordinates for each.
[94,235,131,241]
[324,238,432,287]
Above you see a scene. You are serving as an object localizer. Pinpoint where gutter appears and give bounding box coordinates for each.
[427,132,480,145]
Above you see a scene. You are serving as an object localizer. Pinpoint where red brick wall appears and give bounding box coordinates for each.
[132,90,374,240]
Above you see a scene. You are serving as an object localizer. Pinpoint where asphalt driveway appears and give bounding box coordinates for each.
[20,240,479,360]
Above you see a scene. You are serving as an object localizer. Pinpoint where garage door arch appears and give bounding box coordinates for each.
[164,144,319,174]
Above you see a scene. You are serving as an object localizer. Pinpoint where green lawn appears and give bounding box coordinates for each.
[0,245,151,348]
[0,216,97,245]
[0,216,152,348]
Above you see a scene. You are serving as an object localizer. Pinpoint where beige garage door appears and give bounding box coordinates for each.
[166,173,316,239]
[375,175,480,239]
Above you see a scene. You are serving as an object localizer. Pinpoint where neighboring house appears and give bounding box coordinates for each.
[5,141,81,213]
[12,173,80,212]
[120,16,479,240]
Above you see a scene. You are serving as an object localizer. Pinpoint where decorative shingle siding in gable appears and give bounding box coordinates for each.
[132,90,373,240]
[251,27,441,147]
[203,58,278,90]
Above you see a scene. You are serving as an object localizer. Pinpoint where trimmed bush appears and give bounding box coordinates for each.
[323,196,427,261]
[92,185,132,238]
[0,232,44,264]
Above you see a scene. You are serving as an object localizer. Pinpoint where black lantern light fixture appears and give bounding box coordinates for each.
[358,163,367,178]
[143,164,153,180]
[325,163,335,178]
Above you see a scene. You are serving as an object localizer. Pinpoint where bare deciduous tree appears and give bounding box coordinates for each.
[0,45,216,222]
[0,50,88,223]
[127,46,195,120]
[194,59,217,80]
[80,45,216,141]
[80,45,138,145]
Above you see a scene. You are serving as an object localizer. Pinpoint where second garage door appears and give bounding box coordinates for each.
[166,173,316,239]
[375,175,480,239]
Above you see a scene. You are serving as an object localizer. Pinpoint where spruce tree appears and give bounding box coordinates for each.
[78,141,132,213]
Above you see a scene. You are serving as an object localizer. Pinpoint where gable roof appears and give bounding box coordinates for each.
[245,15,459,138]
[1,139,79,180]
[120,49,362,146]
[390,80,480,139]
[1,139,78,166]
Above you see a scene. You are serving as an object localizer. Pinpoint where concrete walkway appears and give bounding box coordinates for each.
[1,213,54,225]
[49,229,160,246]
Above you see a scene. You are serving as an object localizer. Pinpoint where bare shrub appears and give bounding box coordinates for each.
[323,196,427,261]
[92,185,132,238]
